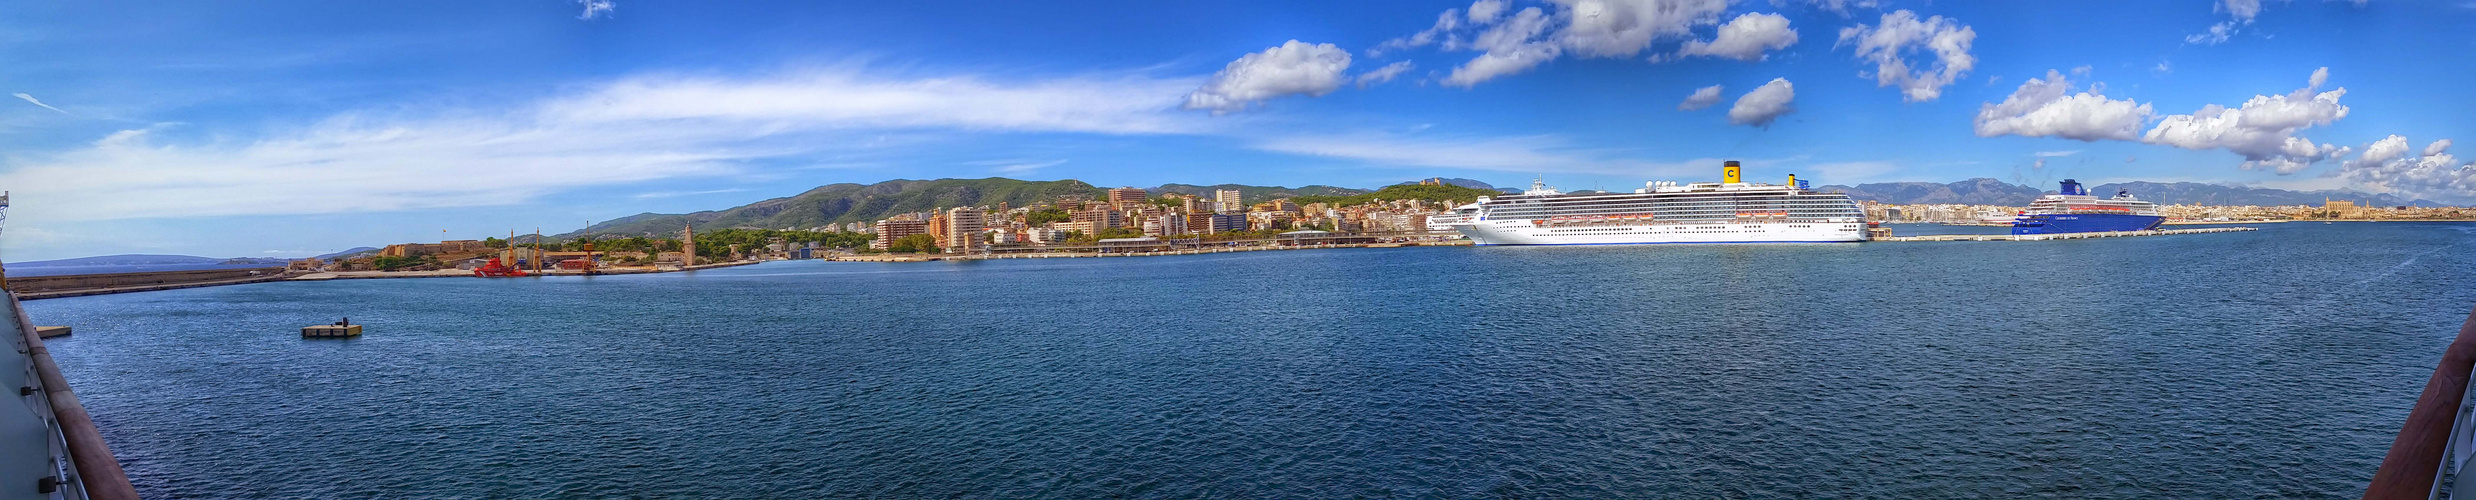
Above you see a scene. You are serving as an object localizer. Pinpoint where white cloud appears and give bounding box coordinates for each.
[2220,0,2264,21]
[576,0,614,20]
[1677,12,1800,61]
[1678,84,1724,110]
[1,67,1202,222]
[1551,0,1733,58]
[2187,0,2268,45]
[1355,61,1415,88]
[2140,67,2351,174]
[633,188,749,200]
[1973,70,2154,142]
[1182,40,1353,114]
[1728,78,1795,127]
[1801,0,1881,15]
[978,159,1069,174]
[2309,67,2329,88]
[1396,0,1747,88]
[2186,23,2236,45]
[1443,7,1562,87]
[11,93,66,114]
[2035,150,2082,157]
[1373,9,1464,55]
[2337,135,2476,200]
[1251,131,1773,178]
[1837,10,1977,102]
[1468,0,1510,24]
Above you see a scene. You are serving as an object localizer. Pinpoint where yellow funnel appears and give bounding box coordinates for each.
[1723,161,1742,184]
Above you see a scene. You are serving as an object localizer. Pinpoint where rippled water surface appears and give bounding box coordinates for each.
[27,223,2476,498]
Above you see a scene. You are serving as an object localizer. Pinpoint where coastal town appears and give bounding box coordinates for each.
[279,179,2476,276]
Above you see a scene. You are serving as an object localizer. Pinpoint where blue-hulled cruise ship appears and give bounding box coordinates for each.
[2010,179,2164,235]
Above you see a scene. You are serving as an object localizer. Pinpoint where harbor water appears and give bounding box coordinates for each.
[27,222,2476,498]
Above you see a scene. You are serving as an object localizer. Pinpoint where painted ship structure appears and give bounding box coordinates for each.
[1438,161,1866,245]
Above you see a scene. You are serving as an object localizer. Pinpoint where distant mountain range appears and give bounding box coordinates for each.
[1816,178,2441,207]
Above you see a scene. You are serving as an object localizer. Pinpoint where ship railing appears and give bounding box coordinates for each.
[2366,306,2476,499]
[5,293,137,500]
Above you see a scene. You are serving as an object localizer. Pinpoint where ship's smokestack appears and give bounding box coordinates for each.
[1723,160,1742,184]
[1787,173,1797,188]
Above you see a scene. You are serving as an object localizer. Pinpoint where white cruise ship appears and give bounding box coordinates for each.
[1440,161,1866,245]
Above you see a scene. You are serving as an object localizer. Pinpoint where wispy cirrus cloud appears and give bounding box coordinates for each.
[0,65,1206,223]
[12,93,67,114]
[967,158,1069,174]
[632,188,750,200]
[576,0,615,20]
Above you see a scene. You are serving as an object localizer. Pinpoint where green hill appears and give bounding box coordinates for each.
[569,178,1106,237]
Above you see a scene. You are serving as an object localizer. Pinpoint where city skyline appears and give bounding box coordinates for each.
[5,0,2476,260]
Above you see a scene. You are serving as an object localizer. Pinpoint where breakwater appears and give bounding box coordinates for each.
[11,267,291,300]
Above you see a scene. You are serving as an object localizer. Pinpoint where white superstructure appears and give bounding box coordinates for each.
[1440,161,1865,245]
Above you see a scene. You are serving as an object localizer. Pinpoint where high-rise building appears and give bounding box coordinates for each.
[945,207,985,251]
[872,219,929,250]
[926,213,952,248]
[1108,187,1148,207]
[1214,189,1243,214]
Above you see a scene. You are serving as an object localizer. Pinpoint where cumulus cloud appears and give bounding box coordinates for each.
[1837,10,1977,102]
[1678,84,1724,110]
[2140,67,2351,174]
[576,0,614,20]
[1183,40,1353,114]
[1728,78,1795,127]
[1443,7,1562,87]
[11,93,66,114]
[1,67,1203,222]
[1552,0,1733,58]
[2338,135,2476,200]
[1973,70,2154,142]
[1677,12,1800,61]
[1355,61,1415,88]
[1407,0,1734,87]
[1468,0,1509,23]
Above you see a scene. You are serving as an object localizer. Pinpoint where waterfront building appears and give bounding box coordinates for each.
[872,219,929,250]
[1026,227,1065,244]
[946,207,985,251]
[1215,189,1243,213]
[1051,221,1098,235]
[380,239,488,257]
[1071,207,1122,229]
[1207,213,1246,233]
[927,213,952,248]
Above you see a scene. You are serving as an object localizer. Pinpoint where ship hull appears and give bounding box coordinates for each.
[2010,213,2164,235]
[1453,220,1865,245]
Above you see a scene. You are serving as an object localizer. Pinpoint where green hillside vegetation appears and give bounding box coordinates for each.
[569,178,1106,237]
[1290,184,1502,207]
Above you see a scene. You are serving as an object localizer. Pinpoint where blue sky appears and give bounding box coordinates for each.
[3,0,2473,260]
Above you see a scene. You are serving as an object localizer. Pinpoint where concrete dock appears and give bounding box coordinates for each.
[1872,227,2256,242]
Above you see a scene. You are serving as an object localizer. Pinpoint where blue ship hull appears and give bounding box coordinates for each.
[2011,213,2163,235]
